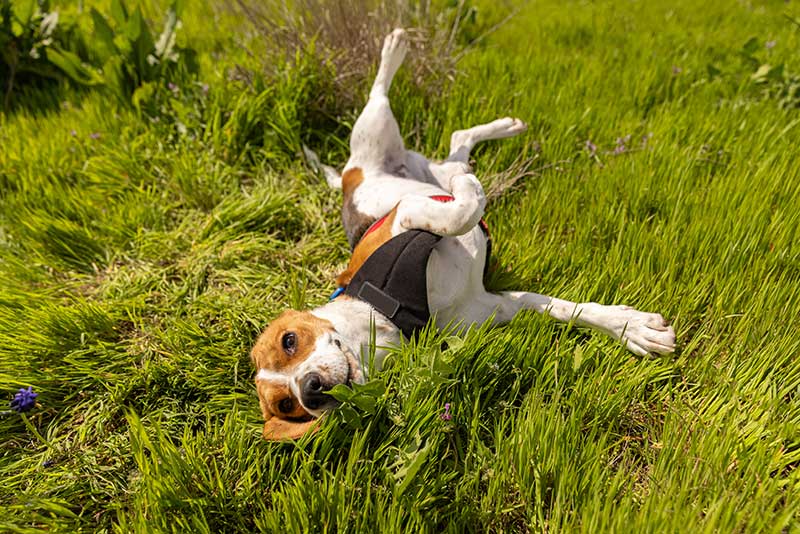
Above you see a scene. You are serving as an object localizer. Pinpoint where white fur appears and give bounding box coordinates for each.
[256,369,289,383]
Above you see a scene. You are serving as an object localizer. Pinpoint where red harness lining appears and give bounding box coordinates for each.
[362,195,489,238]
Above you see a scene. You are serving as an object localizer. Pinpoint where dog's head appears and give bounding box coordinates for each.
[250,309,363,440]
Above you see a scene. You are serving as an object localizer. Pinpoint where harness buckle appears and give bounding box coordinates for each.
[357,281,401,319]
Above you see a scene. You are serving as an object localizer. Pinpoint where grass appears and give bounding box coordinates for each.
[1,0,799,531]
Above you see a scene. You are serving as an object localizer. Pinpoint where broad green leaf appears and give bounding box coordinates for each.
[327,383,355,403]
[339,405,362,429]
[394,440,433,496]
[355,379,386,397]
[351,394,377,414]
[124,6,143,42]
[432,355,454,376]
[46,48,101,85]
[110,0,128,25]
[11,0,35,26]
[90,8,118,58]
[130,8,155,81]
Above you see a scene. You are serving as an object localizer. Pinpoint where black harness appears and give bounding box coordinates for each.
[343,230,442,339]
[336,222,492,340]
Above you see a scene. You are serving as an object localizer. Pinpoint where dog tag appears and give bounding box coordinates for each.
[357,282,401,319]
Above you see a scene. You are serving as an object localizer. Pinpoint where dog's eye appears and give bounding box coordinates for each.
[278,398,293,413]
[281,332,297,355]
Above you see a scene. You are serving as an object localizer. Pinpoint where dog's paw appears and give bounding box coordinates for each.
[599,306,676,356]
[487,117,528,139]
[381,28,408,70]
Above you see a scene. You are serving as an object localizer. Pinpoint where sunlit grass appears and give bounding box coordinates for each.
[1,0,798,531]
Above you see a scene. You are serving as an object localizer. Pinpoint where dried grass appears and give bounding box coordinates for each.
[229,0,480,109]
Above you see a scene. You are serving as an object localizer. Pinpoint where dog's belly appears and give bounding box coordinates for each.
[426,226,488,326]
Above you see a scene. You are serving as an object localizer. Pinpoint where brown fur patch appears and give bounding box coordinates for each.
[336,205,399,287]
[263,416,321,441]
[341,167,364,198]
[341,167,377,248]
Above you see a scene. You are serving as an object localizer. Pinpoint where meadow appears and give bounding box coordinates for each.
[1,0,799,531]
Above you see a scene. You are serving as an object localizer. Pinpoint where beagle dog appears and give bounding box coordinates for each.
[251,29,676,440]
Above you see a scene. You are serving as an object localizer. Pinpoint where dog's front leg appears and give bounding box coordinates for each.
[392,174,486,236]
[460,291,676,356]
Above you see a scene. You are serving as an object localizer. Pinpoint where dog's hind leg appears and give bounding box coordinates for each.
[461,291,676,356]
[346,29,409,171]
[447,117,528,164]
[418,117,528,192]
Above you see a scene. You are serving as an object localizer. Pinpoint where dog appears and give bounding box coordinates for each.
[250,29,676,440]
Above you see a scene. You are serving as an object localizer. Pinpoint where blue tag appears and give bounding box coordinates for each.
[329,286,346,301]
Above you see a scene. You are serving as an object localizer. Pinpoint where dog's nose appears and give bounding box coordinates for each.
[300,373,331,410]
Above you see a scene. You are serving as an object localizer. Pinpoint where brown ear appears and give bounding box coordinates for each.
[262,416,321,441]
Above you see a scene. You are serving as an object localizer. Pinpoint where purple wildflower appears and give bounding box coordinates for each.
[70,129,77,137]
[766,40,776,50]
[614,135,631,155]
[672,65,683,75]
[642,132,654,145]
[90,132,101,140]
[201,83,209,96]
[585,140,597,156]
[10,386,37,413]
[440,403,452,421]
[168,82,179,93]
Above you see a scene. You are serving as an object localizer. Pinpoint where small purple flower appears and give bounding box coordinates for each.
[168,82,179,93]
[10,386,37,413]
[642,132,654,145]
[672,65,683,75]
[201,83,209,96]
[614,135,631,155]
[440,403,452,421]
[766,40,776,50]
[89,132,101,140]
[585,140,597,156]
[70,129,77,137]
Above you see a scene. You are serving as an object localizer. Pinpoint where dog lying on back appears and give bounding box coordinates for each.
[250,29,676,440]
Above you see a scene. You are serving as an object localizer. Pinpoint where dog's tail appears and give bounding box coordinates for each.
[303,145,342,189]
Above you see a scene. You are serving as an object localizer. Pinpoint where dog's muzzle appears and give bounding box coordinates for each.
[300,372,340,411]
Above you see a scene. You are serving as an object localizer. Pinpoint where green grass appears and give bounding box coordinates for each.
[2,0,800,531]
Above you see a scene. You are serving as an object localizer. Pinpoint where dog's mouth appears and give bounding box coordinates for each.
[296,337,366,416]
[342,343,365,385]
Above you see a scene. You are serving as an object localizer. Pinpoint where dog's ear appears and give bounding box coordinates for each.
[262,416,320,441]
